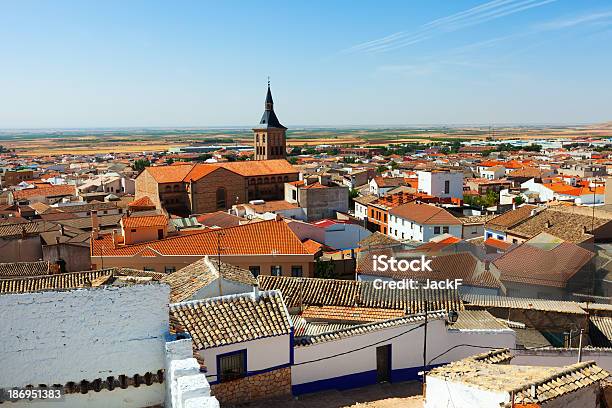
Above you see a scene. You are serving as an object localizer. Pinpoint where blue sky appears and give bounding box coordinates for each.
[1,0,611,128]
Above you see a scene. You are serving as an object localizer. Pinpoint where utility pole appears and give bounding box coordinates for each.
[422,298,428,383]
[578,328,584,363]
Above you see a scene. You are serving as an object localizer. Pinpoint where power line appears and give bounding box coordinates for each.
[293,322,426,366]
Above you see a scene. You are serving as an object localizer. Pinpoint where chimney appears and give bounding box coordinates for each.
[112,229,118,248]
[91,210,99,231]
[545,220,552,228]
[583,225,588,234]
[253,282,260,300]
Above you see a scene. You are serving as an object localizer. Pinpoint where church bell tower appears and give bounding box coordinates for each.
[253,81,287,160]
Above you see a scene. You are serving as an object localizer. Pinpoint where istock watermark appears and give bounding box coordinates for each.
[370,254,462,290]
[372,254,432,272]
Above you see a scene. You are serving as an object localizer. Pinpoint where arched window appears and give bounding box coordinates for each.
[257,178,262,184]
[216,187,227,209]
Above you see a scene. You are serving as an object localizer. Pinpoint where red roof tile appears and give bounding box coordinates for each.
[92,219,309,257]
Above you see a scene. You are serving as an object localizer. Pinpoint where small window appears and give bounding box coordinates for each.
[291,265,303,277]
[218,350,246,382]
[271,265,282,276]
[165,266,176,273]
[131,229,137,233]
[444,180,450,194]
[442,226,449,234]
[143,267,155,272]
[434,226,441,234]
[249,266,260,277]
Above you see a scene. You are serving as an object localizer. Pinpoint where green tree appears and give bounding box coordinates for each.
[132,159,151,173]
[349,188,359,199]
[288,157,298,165]
[314,259,336,279]
[166,157,175,165]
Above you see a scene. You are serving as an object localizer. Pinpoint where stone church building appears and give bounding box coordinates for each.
[135,85,298,215]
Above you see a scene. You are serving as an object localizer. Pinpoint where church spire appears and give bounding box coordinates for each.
[257,79,286,129]
[265,78,274,111]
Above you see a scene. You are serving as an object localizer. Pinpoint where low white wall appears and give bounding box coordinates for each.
[425,376,507,408]
[200,334,291,383]
[0,283,170,388]
[513,348,612,371]
[292,320,516,388]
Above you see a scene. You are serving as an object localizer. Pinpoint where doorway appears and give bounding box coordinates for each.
[376,344,391,383]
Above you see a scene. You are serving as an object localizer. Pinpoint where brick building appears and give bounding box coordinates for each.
[253,82,287,161]
[135,160,299,216]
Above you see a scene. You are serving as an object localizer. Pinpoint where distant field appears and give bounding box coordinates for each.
[1,124,610,156]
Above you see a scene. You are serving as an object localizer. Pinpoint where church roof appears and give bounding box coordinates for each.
[255,84,287,130]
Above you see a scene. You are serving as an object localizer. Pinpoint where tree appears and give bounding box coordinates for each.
[314,259,336,279]
[514,195,525,205]
[132,159,151,173]
[166,157,175,165]
[349,188,359,199]
[288,157,298,165]
[377,165,388,173]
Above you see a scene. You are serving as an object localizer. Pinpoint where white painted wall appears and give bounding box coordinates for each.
[165,336,219,408]
[200,334,291,383]
[513,349,612,372]
[322,223,371,249]
[355,202,368,220]
[417,171,463,199]
[292,319,515,387]
[0,283,170,389]
[425,376,508,408]
[388,214,462,242]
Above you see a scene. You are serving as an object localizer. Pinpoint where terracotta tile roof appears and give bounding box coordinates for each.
[246,200,299,212]
[462,294,587,315]
[373,177,405,188]
[358,232,400,248]
[144,164,193,183]
[196,211,243,228]
[183,164,220,182]
[486,204,538,231]
[0,268,163,294]
[300,305,406,323]
[302,239,325,254]
[12,184,76,199]
[449,310,510,331]
[357,250,503,289]
[169,290,292,349]
[512,361,609,405]
[0,261,55,278]
[590,316,612,347]
[219,159,297,177]
[0,220,60,238]
[162,256,256,303]
[493,240,594,287]
[429,352,609,405]
[122,214,168,229]
[295,311,447,346]
[389,203,461,225]
[466,348,513,364]
[128,196,156,208]
[292,316,357,337]
[92,219,310,256]
[484,237,513,251]
[507,207,611,243]
[258,276,463,313]
[508,167,551,178]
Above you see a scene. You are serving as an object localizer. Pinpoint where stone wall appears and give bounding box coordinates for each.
[210,367,292,404]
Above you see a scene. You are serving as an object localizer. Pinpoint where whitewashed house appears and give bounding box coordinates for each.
[162,256,257,302]
[425,349,609,408]
[388,202,462,242]
[417,170,464,200]
[0,269,218,408]
[169,289,294,405]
